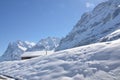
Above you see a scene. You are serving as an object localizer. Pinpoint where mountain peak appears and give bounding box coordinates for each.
[56,0,120,51]
[27,37,60,51]
[0,41,35,61]
[0,37,60,61]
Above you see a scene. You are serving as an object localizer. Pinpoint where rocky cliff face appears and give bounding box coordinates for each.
[56,0,120,51]
[0,37,60,61]
[0,41,35,61]
[27,37,60,51]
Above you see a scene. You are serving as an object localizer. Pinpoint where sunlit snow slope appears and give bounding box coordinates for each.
[0,39,120,80]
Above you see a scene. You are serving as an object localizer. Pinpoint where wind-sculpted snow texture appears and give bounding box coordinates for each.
[0,0,120,80]
[0,39,120,80]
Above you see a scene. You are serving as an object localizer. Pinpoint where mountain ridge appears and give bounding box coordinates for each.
[55,0,120,51]
[0,37,60,61]
[0,40,35,61]
[27,37,60,51]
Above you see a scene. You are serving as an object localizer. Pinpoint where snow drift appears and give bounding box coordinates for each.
[0,39,120,80]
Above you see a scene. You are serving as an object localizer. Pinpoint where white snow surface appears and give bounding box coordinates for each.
[0,75,15,80]
[21,51,54,57]
[0,39,120,80]
[100,29,120,41]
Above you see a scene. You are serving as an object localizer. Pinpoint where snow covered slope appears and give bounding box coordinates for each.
[0,39,120,80]
[0,40,35,61]
[0,75,16,80]
[27,37,60,51]
[56,0,120,51]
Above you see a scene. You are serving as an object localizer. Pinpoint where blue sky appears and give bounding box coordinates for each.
[0,0,106,55]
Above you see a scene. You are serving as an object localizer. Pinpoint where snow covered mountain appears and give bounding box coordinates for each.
[0,0,120,80]
[0,39,120,80]
[0,40,35,61]
[27,37,60,51]
[56,0,120,51]
[0,37,60,61]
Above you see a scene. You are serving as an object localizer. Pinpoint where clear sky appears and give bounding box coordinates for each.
[0,0,107,55]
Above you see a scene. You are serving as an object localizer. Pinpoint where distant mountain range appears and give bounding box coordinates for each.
[0,37,60,61]
[27,37,60,51]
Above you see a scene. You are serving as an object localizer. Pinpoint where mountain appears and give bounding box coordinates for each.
[56,0,120,51]
[0,0,120,80]
[0,38,120,80]
[27,37,60,51]
[0,40,35,61]
[0,37,60,61]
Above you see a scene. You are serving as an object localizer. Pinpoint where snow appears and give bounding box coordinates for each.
[56,0,120,51]
[100,29,120,41]
[26,37,60,51]
[18,45,27,51]
[24,41,36,47]
[0,39,120,80]
[21,51,54,57]
[0,0,120,80]
[0,75,15,80]
[0,41,35,61]
[118,5,120,7]
[0,37,60,61]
